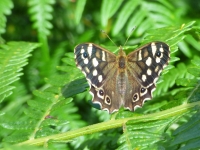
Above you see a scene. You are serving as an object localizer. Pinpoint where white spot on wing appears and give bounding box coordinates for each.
[143,97,151,102]
[138,50,142,61]
[84,58,89,64]
[146,57,152,66]
[82,70,87,77]
[150,86,156,96]
[142,74,147,82]
[111,109,119,113]
[85,67,90,73]
[81,48,85,53]
[133,105,142,111]
[151,42,156,57]
[153,77,158,83]
[93,69,98,76]
[87,44,93,57]
[156,57,161,63]
[147,69,152,75]
[92,58,99,67]
[102,108,110,113]
[98,75,103,82]
[155,66,159,72]
[125,107,131,111]
[160,46,164,52]
[102,51,106,61]
[158,69,162,76]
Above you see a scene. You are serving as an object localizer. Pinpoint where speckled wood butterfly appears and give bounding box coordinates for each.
[74,42,170,113]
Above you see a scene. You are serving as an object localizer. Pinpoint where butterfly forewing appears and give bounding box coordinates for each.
[127,42,170,87]
[74,43,116,88]
[74,42,170,113]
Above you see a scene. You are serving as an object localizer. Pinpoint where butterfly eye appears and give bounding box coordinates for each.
[105,96,111,105]
[141,88,146,93]
[156,51,161,57]
[132,93,139,102]
[99,89,104,96]
[83,52,88,58]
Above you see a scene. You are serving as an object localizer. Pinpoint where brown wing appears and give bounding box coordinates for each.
[124,42,170,110]
[75,43,122,113]
[74,43,116,88]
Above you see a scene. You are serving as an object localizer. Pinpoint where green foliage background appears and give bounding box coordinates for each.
[0,0,200,150]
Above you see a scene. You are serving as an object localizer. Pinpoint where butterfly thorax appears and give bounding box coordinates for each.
[117,46,127,70]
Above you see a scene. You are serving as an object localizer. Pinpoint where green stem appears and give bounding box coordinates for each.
[39,33,49,63]
[17,101,200,146]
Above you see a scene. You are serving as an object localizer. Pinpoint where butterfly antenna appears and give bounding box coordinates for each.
[123,26,136,47]
[100,30,118,47]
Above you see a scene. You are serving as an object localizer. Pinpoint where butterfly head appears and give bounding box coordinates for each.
[118,46,126,56]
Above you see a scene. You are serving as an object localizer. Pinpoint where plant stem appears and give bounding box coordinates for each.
[17,101,200,146]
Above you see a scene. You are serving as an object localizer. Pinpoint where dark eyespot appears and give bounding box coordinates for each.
[83,52,88,58]
[106,97,111,104]
[99,90,104,96]
[141,88,146,93]
[133,94,138,100]
[156,51,161,57]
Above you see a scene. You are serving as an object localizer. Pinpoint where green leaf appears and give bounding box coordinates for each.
[178,41,192,58]
[170,111,200,150]
[112,0,140,36]
[176,78,197,87]
[0,0,13,34]
[191,59,200,67]
[28,0,55,35]
[126,8,147,36]
[62,78,88,98]
[28,0,55,64]
[75,0,87,25]
[100,0,122,27]
[0,42,39,103]
[118,118,176,150]
[188,67,200,77]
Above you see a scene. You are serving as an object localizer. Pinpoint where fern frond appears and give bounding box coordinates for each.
[107,0,175,36]
[154,63,189,96]
[100,0,123,27]
[118,118,176,150]
[74,0,87,25]
[28,0,54,36]
[28,0,55,63]
[117,22,200,149]
[0,42,39,103]
[0,0,13,34]
[159,56,200,149]
[1,50,85,145]
[2,83,83,144]
[169,111,200,150]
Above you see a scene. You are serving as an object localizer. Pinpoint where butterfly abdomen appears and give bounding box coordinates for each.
[116,72,127,95]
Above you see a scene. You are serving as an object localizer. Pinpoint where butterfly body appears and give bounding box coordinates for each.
[74,42,170,113]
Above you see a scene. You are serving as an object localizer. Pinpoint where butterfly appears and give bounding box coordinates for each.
[74,42,170,113]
